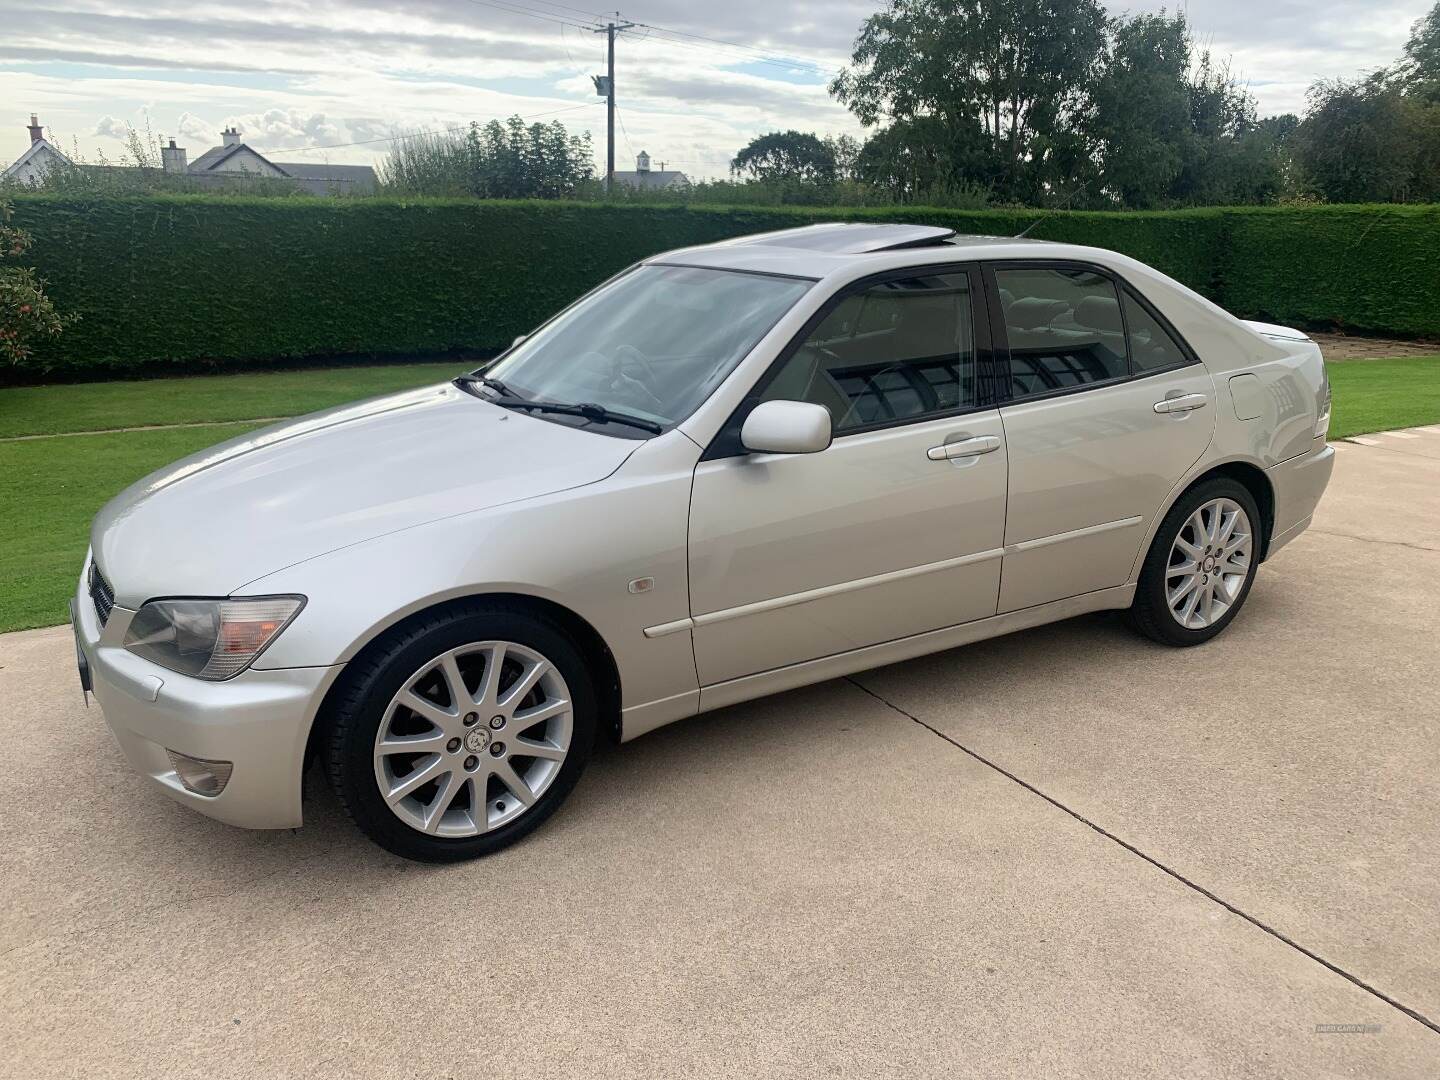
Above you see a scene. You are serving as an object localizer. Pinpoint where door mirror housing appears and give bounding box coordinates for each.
[740,400,832,455]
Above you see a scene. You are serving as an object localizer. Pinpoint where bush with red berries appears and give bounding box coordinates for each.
[0,198,74,364]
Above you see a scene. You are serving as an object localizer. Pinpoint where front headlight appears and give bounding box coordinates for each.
[124,596,305,680]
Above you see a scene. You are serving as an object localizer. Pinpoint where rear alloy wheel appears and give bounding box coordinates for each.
[326,605,595,861]
[1127,479,1262,647]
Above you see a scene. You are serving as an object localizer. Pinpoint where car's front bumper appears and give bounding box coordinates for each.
[73,559,343,829]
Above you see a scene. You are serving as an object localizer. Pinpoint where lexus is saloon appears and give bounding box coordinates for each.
[72,223,1335,861]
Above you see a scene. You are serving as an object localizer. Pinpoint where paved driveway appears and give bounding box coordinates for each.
[2,435,1438,1078]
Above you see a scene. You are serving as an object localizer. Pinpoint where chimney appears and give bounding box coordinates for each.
[161,138,188,173]
[222,126,242,147]
[27,113,44,144]
[636,150,650,174]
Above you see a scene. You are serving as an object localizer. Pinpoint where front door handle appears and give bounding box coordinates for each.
[927,435,1000,461]
[1154,394,1208,414]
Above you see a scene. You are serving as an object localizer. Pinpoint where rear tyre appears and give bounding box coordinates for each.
[324,603,596,862]
[1126,478,1261,647]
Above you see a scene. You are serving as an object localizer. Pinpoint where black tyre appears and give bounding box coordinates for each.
[324,601,596,862]
[1126,478,1262,647]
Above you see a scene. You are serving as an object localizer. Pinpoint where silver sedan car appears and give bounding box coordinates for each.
[72,223,1335,861]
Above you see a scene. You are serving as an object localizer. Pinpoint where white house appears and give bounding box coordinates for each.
[4,116,376,196]
[2,115,70,184]
[611,151,688,192]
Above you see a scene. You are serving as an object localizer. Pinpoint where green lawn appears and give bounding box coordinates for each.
[1327,355,1440,439]
[0,362,467,439]
[0,355,1436,635]
[0,423,266,632]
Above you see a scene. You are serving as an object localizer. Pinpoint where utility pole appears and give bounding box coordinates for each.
[591,16,634,194]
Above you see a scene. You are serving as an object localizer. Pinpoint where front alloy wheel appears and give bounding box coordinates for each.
[374,641,573,837]
[326,603,596,862]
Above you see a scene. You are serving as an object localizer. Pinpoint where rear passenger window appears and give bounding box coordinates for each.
[760,272,975,433]
[995,268,1128,397]
[1122,288,1189,372]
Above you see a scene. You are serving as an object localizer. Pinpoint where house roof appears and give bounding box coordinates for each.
[611,170,688,189]
[187,141,377,193]
[188,142,280,174]
[2,137,70,179]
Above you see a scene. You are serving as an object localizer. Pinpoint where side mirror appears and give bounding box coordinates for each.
[740,400,832,455]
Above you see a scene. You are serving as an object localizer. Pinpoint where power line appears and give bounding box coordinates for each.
[265,103,600,156]
[624,17,837,76]
[454,0,594,31]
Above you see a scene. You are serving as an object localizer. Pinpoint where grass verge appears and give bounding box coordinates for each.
[1326,356,1440,439]
[0,423,265,633]
[0,362,466,439]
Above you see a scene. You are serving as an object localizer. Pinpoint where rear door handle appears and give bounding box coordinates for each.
[927,435,1000,461]
[1154,394,1208,414]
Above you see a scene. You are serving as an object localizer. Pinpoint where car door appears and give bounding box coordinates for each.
[686,265,1009,687]
[987,261,1216,613]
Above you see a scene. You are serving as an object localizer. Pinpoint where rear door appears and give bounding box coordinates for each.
[987,262,1215,612]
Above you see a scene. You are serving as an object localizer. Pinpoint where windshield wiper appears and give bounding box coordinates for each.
[453,372,518,399]
[492,396,664,435]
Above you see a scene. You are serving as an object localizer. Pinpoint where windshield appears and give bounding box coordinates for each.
[481,264,812,433]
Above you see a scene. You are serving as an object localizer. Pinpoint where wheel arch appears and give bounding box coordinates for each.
[1130,457,1277,583]
[304,592,624,778]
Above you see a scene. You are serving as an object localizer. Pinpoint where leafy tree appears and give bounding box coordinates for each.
[831,0,1110,202]
[1402,1,1440,100]
[1292,77,1437,202]
[731,131,837,183]
[0,199,75,364]
[380,116,594,198]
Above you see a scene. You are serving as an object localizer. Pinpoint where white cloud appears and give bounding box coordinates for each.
[0,0,1433,176]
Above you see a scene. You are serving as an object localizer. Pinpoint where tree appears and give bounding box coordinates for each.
[731,131,838,183]
[831,0,1110,202]
[1293,78,1428,202]
[379,116,594,198]
[1402,1,1440,100]
[0,199,75,365]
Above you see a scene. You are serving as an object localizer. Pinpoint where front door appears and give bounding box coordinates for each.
[687,267,1009,687]
[988,263,1217,612]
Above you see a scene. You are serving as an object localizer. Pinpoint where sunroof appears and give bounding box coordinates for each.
[733,223,957,254]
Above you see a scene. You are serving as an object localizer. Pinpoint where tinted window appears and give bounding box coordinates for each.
[1123,288,1189,372]
[995,268,1128,397]
[760,273,975,433]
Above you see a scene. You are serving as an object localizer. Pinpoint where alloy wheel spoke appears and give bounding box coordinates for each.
[500,658,550,710]
[477,644,507,708]
[421,770,461,833]
[1168,573,1200,606]
[1166,498,1253,630]
[510,737,566,761]
[378,730,448,756]
[384,755,445,805]
[439,653,473,712]
[491,760,537,807]
[399,690,456,728]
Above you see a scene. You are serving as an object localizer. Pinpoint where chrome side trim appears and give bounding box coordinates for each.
[1004,515,1143,554]
[696,585,1136,716]
[644,546,1005,639]
[643,517,1142,639]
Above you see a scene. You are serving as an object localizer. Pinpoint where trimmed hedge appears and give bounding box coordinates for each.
[7,195,1440,377]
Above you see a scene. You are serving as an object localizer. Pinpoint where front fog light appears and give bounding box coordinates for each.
[166,750,234,797]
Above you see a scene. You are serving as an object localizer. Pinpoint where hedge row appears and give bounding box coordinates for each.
[8,195,1440,377]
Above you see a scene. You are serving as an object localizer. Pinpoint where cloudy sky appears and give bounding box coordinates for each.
[0,0,1429,179]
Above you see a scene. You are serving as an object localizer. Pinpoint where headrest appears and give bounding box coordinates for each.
[1007,296,1067,330]
[1075,296,1124,334]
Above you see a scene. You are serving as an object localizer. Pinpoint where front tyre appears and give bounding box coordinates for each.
[1127,478,1261,647]
[324,604,596,862]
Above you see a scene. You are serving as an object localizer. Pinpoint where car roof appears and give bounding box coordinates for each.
[646,223,1108,282]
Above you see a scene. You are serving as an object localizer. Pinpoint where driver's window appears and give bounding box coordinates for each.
[760,272,975,434]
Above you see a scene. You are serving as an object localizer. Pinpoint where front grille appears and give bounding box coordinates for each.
[88,563,115,627]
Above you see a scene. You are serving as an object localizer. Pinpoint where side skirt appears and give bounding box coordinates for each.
[619,584,1135,741]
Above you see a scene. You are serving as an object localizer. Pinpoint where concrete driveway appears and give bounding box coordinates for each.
[2,434,1438,1078]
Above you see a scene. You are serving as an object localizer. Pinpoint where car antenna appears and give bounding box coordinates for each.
[1014,182,1088,239]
